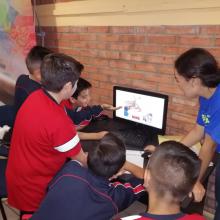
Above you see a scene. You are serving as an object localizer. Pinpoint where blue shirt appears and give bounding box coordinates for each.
[197,84,220,152]
[31,160,145,220]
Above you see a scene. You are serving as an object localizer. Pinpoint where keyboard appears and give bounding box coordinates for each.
[114,128,149,149]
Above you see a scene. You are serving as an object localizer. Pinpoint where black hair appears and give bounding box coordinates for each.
[41,53,84,92]
[72,77,92,99]
[148,141,201,202]
[88,133,126,178]
[175,48,220,88]
[26,45,52,74]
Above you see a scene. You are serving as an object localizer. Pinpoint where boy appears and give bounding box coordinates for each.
[120,141,206,220]
[14,45,52,113]
[0,46,51,127]
[31,133,146,220]
[62,77,120,129]
[62,77,120,140]
[6,53,87,212]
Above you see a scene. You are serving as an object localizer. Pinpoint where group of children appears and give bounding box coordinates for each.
[2,45,209,219]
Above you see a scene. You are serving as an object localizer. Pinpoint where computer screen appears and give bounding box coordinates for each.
[113,86,168,134]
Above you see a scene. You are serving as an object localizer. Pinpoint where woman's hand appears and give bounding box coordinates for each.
[192,181,206,202]
[144,145,156,153]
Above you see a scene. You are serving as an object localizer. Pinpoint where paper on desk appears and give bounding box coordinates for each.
[158,135,201,155]
[126,150,144,167]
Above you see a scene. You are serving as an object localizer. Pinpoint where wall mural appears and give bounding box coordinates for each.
[0,0,35,99]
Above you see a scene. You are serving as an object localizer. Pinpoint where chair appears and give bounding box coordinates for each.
[0,105,15,127]
[181,154,217,214]
[0,158,8,220]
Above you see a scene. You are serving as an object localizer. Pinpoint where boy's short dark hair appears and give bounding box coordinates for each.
[41,53,84,92]
[72,77,92,99]
[26,46,52,74]
[88,133,126,178]
[148,141,201,202]
[175,48,220,88]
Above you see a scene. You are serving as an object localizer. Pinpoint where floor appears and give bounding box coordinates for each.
[0,199,19,220]
[0,199,214,220]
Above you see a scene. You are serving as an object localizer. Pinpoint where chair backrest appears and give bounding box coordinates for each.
[0,142,9,157]
[0,105,15,127]
[0,159,7,198]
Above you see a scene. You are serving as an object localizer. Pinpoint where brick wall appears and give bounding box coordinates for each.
[37,25,220,136]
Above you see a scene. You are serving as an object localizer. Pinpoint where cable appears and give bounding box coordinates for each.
[32,0,45,46]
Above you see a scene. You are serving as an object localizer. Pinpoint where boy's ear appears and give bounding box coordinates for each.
[63,82,72,90]
[144,169,151,189]
[191,77,201,88]
[31,69,41,82]
[69,97,76,104]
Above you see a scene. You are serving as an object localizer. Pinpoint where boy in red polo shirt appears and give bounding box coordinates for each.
[6,53,87,212]
[118,141,206,220]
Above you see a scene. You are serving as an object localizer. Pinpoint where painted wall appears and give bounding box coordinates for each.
[0,0,35,103]
[35,0,220,26]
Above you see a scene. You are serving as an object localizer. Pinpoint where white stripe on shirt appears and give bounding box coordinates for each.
[121,215,141,220]
[54,134,80,152]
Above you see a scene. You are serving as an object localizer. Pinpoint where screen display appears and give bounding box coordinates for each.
[115,89,166,129]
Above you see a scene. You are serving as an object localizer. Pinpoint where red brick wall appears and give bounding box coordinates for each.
[38,25,220,135]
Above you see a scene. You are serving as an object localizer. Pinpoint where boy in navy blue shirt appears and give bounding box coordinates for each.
[0,46,52,127]
[14,46,52,113]
[31,133,146,220]
[62,77,121,140]
[62,77,118,129]
[119,141,206,220]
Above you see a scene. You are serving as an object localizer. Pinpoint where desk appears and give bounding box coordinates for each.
[81,118,158,167]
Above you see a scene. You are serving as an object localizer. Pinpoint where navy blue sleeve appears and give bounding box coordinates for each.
[14,87,29,113]
[14,75,41,113]
[109,177,146,212]
[66,105,103,126]
[31,178,75,220]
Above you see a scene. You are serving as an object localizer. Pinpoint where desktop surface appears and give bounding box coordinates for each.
[81,118,159,152]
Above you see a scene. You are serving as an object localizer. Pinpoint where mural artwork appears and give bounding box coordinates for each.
[0,0,35,94]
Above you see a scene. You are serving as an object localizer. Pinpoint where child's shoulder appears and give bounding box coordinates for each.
[181,214,206,220]
[118,213,206,220]
[16,74,40,89]
[16,74,28,84]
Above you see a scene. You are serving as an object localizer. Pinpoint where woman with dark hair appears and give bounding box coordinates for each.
[174,48,220,220]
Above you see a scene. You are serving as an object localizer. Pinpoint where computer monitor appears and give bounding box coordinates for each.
[113,86,169,135]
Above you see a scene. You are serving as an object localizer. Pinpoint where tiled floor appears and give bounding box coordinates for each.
[0,200,19,220]
[0,199,214,220]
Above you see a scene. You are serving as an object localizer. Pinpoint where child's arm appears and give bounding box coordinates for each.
[109,175,146,212]
[101,104,121,111]
[122,161,144,179]
[70,148,88,167]
[66,105,103,125]
[110,161,144,180]
[78,131,108,140]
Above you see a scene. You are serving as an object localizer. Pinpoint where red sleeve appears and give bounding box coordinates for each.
[50,113,81,158]
[188,214,206,220]
[181,214,206,220]
[60,100,73,109]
